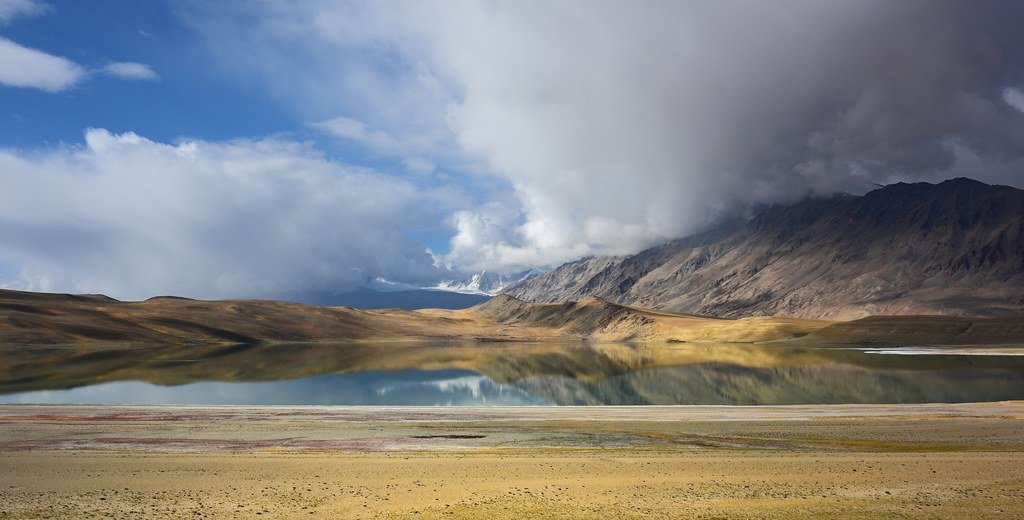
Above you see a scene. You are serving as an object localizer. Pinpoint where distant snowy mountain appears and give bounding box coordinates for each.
[435,269,543,296]
[275,270,545,310]
[363,277,425,293]
[282,288,488,310]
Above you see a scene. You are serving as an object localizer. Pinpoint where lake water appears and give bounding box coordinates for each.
[1,341,1022,406]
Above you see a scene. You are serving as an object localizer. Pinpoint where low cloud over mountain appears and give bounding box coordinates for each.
[507,179,1024,319]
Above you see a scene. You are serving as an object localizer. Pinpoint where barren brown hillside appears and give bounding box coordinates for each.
[1,289,1022,346]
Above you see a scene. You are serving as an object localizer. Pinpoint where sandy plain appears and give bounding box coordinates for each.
[1,403,1023,518]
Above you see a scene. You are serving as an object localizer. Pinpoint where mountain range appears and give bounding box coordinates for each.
[272,270,541,310]
[3,287,1021,347]
[505,178,1024,319]
[281,288,489,310]
[434,269,542,295]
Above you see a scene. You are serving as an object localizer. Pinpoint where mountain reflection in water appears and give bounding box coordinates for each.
[1,341,1022,405]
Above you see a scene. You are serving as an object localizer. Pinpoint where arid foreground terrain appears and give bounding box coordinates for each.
[1,403,1022,518]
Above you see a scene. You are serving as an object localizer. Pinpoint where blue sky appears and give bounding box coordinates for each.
[0,1,465,257]
[0,1,290,144]
[1,0,1023,299]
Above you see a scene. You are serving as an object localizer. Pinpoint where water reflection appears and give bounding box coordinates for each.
[0,341,1022,405]
[0,370,544,406]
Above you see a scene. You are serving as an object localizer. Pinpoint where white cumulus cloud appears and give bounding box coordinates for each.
[0,3,159,92]
[0,36,84,92]
[0,129,442,300]
[0,40,158,92]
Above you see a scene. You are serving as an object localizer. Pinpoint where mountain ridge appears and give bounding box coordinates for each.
[505,178,1024,319]
[1,288,1022,346]
[280,288,488,310]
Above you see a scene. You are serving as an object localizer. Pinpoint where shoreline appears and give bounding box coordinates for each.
[2,401,1022,452]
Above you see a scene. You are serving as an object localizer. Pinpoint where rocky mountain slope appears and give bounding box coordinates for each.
[505,178,1024,319]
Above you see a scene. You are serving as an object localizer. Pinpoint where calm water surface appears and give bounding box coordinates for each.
[1,341,1022,405]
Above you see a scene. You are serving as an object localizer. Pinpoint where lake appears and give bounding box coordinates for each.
[1,341,1022,405]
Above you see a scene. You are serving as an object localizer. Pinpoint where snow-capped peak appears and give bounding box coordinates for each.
[434,269,543,296]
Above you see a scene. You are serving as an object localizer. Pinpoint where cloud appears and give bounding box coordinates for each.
[430,1,1024,270]
[1005,88,1024,114]
[402,156,435,175]
[0,2,158,91]
[310,114,453,172]
[0,36,84,91]
[0,129,443,299]
[103,61,158,81]
[187,1,1024,273]
[312,116,405,155]
[0,38,158,92]
[0,0,48,24]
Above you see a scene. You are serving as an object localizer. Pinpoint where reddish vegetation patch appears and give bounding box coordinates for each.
[89,437,316,451]
[0,435,493,453]
[0,440,57,451]
[1,412,242,422]
[0,414,100,422]
[411,434,486,439]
